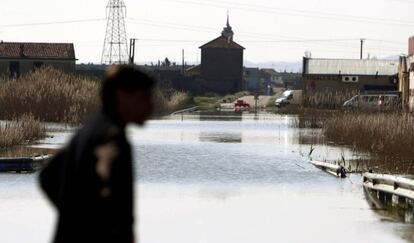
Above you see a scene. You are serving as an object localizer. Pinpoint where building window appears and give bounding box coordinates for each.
[9,62,20,77]
[34,62,44,69]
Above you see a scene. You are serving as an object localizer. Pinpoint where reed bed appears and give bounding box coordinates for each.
[289,107,335,129]
[304,90,359,109]
[0,67,100,123]
[0,114,45,148]
[325,112,414,157]
[153,89,192,114]
[0,67,190,123]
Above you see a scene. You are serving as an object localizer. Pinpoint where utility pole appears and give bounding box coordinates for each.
[360,39,365,60]
[129,38,138,65]
[182,49,185,74]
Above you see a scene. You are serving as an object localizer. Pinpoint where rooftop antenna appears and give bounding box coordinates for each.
[101,0,129,64]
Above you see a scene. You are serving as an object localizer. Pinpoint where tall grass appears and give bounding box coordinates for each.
[0,67,100,123]
[153,89,192,114]
[325,112,414,157]
[289,108,335,129]
[0,114,45,148]
[0,67,191,123]
[304,90,359,109]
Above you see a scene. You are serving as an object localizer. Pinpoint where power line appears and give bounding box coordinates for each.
[0,18,106,28]
[0,16,406,52]
[126,19,406,52]
[126,17,406,48]
[160,0,414,27]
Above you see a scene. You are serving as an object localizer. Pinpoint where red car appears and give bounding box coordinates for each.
[234,100,250,111]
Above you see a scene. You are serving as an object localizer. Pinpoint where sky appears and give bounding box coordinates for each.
[0,0,413,68]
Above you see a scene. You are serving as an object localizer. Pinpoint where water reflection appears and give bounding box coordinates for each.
[2,113,414,243]
[0,147,55,158]
[199,112,242,121]
[199,132,242,144]
[364,187,414,224]
[197,186,241,201]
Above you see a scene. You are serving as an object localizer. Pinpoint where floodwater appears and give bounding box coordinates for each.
[0,113,413,243]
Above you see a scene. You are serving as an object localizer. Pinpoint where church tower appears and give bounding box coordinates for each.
[199,12,245,94]
[221,12,234,41]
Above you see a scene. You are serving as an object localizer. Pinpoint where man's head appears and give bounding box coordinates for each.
[102,65,155,125]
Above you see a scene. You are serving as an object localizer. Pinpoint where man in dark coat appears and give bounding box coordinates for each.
[39,65,155,243]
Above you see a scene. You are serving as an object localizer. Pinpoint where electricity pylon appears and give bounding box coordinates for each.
[101,0,129,64]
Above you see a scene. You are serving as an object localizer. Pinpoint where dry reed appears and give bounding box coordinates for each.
[0,114,46,148]
[324,112,414,157]
[153,89,191,114]
[0,67,190,122]
[0,67,100,123]
[304,90,359,109]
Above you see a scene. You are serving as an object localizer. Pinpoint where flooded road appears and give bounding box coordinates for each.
[0,113,413,242]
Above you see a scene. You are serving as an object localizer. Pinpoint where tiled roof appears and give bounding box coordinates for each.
[200,36,245,50]
[0,42,76,60]
[305,58,398,76]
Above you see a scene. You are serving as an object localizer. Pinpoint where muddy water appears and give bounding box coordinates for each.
[0,113,413,242]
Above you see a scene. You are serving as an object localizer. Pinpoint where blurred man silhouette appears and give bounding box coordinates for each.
[40,65,155,243]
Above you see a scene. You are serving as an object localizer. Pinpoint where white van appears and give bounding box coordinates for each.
[343,94,400,110]
[275,90,303,108]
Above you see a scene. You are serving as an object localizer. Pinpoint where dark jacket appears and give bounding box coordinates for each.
[40,111,134,243]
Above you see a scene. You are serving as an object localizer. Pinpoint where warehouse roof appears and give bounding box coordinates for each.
[304,58,398,76]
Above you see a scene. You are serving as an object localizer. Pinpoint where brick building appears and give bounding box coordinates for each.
[199,15,245,94]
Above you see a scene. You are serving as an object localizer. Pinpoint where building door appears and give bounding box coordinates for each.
[9,61,20,77]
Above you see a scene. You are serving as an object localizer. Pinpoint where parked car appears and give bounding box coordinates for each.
[234,100,250,111]
[275,97,289,108]
[275,90,303,108]
[343,94,400,110]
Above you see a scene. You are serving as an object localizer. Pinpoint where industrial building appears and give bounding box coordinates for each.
[303,57,399,93]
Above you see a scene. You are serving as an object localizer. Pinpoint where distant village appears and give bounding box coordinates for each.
[0,15,414,110]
